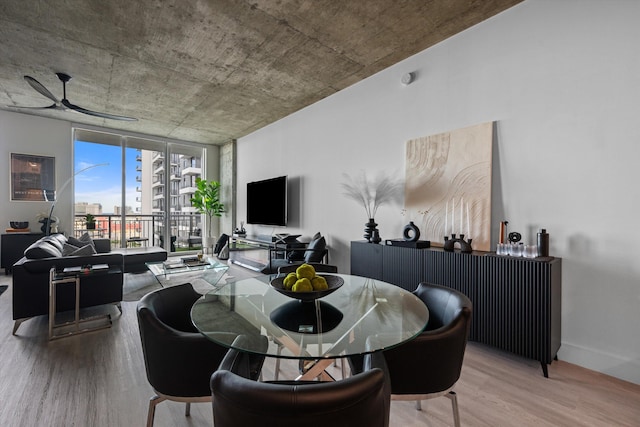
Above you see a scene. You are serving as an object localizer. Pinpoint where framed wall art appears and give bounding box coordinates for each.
[405,122,493,251]
[10,153,56,201]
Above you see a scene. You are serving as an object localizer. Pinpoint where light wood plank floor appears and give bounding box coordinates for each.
[1,267,639,427]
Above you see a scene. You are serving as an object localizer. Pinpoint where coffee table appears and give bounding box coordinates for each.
[146,257,229,287]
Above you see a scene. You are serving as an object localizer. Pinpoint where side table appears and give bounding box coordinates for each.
[48,267,115,340]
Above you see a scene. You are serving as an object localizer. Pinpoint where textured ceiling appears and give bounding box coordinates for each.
[0,0,522,145]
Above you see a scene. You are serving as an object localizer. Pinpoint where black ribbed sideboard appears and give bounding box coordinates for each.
[350,240,562,377]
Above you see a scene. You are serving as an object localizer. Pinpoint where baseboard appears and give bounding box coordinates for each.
[559,342,640,385]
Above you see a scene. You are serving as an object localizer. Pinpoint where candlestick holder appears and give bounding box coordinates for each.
[444,234,473,253]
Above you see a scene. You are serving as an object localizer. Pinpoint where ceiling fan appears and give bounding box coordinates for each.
[15,72,137,121]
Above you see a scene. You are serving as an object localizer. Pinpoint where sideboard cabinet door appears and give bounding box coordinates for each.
[382,245,424,292]
[476,255,561,376]
[350,241,383,280]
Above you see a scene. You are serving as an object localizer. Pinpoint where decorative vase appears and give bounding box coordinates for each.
[364,218,379,243]
[371,230,381,244]
[202,236,215,254]
[39,219,55,234]
[402,221,420,242]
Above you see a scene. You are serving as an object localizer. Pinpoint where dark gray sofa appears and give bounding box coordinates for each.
[11,233,167,334]
[111,246,168,273]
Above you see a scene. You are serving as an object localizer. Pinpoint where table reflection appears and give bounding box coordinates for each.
[270,300,343,334]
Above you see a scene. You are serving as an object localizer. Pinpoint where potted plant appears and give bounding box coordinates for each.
[85,213,96,230]
[190,178,225,251]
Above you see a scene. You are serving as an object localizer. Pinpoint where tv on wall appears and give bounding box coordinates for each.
[246,175,288,226]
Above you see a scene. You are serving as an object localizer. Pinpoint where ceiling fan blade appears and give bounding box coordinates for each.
[24,76,60,103]
[10,103,66,111]
[61,99,138,121]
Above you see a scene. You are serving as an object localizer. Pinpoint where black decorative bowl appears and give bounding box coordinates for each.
[9,221,29,229]
[270,274,344,302]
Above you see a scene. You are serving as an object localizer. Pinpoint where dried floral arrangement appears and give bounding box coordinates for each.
[341,171,403,219]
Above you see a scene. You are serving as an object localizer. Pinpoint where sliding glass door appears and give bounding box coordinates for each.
[73,129,205,254]
[73,134,124,242]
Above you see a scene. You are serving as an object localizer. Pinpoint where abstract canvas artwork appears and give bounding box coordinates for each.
[10,153,56,201]
[404,122,493,251]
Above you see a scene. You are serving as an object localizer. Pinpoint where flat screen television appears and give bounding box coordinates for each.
[246,175,288,226]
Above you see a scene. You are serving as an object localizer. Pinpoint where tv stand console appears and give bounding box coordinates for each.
[228,236,271,271]
[231,235,275,248]
[350,241,562,377]
[228,235,298,271]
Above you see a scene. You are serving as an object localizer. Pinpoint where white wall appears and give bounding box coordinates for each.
[236,0,640,384]
[0,111,73,234]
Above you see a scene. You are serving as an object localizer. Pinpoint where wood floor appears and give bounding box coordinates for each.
[1,266,639,427]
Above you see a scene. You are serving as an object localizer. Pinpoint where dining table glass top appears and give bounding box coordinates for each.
[190,274,429,360]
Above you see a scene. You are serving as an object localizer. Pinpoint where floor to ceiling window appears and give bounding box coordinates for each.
[73,128,205,253]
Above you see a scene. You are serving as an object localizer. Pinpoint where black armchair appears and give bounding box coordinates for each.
[210,346,391,427]
[350,282,472,427]
[136,283,229,427]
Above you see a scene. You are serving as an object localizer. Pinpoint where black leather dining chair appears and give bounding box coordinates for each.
[137,283,247,427]
[350,282,472,427]
[211,346,391,427]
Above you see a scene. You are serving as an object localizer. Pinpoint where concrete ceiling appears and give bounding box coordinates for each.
[0,0,523,145]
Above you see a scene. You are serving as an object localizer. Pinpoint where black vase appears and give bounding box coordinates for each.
[39,220,51,234]
[364,218,379,242]
[403,221,420,242]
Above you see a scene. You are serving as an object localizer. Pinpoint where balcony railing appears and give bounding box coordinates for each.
[73,213,203,252]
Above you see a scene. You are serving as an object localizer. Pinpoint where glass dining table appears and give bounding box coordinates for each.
[191,273,429,381]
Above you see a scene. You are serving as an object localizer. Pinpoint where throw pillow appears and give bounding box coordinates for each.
[24,241,63,259]
[69,244,97,256]
[214,234,229,255]
[62,243,81,256]
[304,236,326,263]
[42,235,65,252]
[78,232,95,247]
[69,232,95,249]
[217,242,229,260]
[286,242,307,262]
